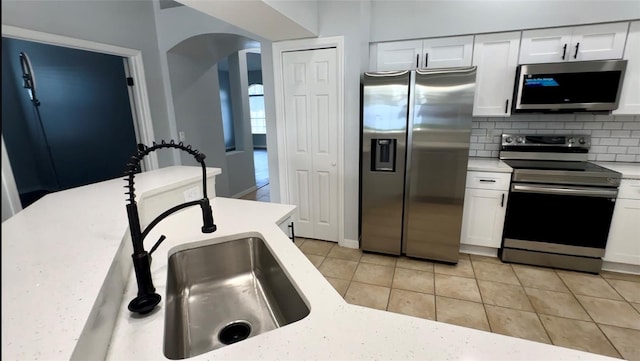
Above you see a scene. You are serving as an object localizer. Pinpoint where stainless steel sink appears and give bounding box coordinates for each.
[163,236,310,359]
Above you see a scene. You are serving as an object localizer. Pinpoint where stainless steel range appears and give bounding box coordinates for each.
[499,133,622,273]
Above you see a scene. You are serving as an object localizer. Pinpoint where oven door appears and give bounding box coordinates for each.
[502,183,618,257]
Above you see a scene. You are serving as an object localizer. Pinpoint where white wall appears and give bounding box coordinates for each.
[1,137,22,221]
[370,0,640,42]
[263,0,319,36]
[1,0,175,167]
[156,5,272,198]
[316,0,372,242]
[166,51,232,196]
[175,0,317,41]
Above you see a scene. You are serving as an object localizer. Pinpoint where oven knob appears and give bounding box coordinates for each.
[516,136,524,144]
[505,136,513,143]
[579,137,586,144]
[568,138,576,144]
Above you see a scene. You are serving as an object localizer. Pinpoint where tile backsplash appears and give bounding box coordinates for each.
[470,114,640,162]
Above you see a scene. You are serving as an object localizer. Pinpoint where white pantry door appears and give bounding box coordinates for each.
[282,48,339,241]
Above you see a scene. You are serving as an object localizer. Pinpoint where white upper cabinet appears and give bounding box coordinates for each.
[472,32,521,117]
[519,28,572,63]
[373,36,473,71]
[421,36,474,69]
[375,40,423,71]
[520,22,629,64]
[614,20,640,115]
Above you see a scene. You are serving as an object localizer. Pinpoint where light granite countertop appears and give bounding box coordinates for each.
[468,157,513,173]
[2,166,617,361]
[595,161,640,179]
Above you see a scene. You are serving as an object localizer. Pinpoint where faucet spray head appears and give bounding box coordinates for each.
[200,198,217,233]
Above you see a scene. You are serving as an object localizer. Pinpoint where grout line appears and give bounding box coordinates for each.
[600,275,632,303]
[384,262,396,311]
[592,323,624,359]
[554,269,600,327]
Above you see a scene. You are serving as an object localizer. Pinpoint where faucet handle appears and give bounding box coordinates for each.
[148,235,167,260]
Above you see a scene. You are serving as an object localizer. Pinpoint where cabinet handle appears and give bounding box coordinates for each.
[479,179,496,183]
[561,43,567,60]
[574,42,580,59]
[425,53,429,68]
[288,222,295,242]
[504,99,509,114]
[416,54,419,68]
[501,193,505,207]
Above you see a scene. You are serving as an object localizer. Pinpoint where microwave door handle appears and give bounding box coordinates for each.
[511,184,617,198]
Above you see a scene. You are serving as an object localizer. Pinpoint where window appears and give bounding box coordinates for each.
[248,84,266,134]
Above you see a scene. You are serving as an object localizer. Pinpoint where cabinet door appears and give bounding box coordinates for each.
[460,188,508,248]
[472,32,521,117]
[603,199,640,265]
[613,21,640,115]
[520,27,572,64]
[421,35,473,68]
[375,40,423,71]
[278,216,294,240]
[570,22,628,61]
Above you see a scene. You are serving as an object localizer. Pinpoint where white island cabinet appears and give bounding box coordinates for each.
[519,22,628,64]
[2,166,618,361]
[278,215,295,240]
[461,171,511,253]
[604,178,640,268]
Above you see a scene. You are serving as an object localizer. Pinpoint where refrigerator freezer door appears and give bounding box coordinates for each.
[360,71,410,255]
[404,67,477,263]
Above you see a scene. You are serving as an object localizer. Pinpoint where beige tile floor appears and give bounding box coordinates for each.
[295,237,640,360]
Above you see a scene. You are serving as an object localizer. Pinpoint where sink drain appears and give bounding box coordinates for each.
[218,321,252,345]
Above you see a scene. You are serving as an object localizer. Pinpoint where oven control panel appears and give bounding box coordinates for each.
[502,134,591,149]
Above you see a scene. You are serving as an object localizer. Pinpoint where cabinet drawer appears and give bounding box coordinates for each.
[618,179,640,200]
[466,171,511,190]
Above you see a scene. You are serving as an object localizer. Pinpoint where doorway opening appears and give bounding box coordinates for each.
[246,50,269,201]
[2,37,140,208]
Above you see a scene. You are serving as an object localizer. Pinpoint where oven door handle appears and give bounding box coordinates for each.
[511,184,618,198]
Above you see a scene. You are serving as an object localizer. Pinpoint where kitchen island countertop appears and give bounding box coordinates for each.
[2,166,617,361]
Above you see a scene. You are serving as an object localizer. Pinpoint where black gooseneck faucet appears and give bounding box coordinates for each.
[124,140,217,315]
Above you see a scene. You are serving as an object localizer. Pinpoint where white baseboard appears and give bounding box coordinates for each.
[602,261,640,275]
[232,186,258,199]
[339,238,359,249]
[459,244,498,258]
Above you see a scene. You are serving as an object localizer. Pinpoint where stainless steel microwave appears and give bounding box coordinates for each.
[512,60,627,113]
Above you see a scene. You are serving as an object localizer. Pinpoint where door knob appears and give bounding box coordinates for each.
[332,162,336,166]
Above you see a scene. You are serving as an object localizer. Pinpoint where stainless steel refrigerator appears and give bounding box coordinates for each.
[360,67,476,264]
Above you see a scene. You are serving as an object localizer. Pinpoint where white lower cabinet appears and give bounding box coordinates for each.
[460,171,511,249]
[278,215,295,241]
[604,179,640,266]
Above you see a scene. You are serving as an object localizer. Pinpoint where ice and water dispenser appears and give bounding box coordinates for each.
[371,139,396,172]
